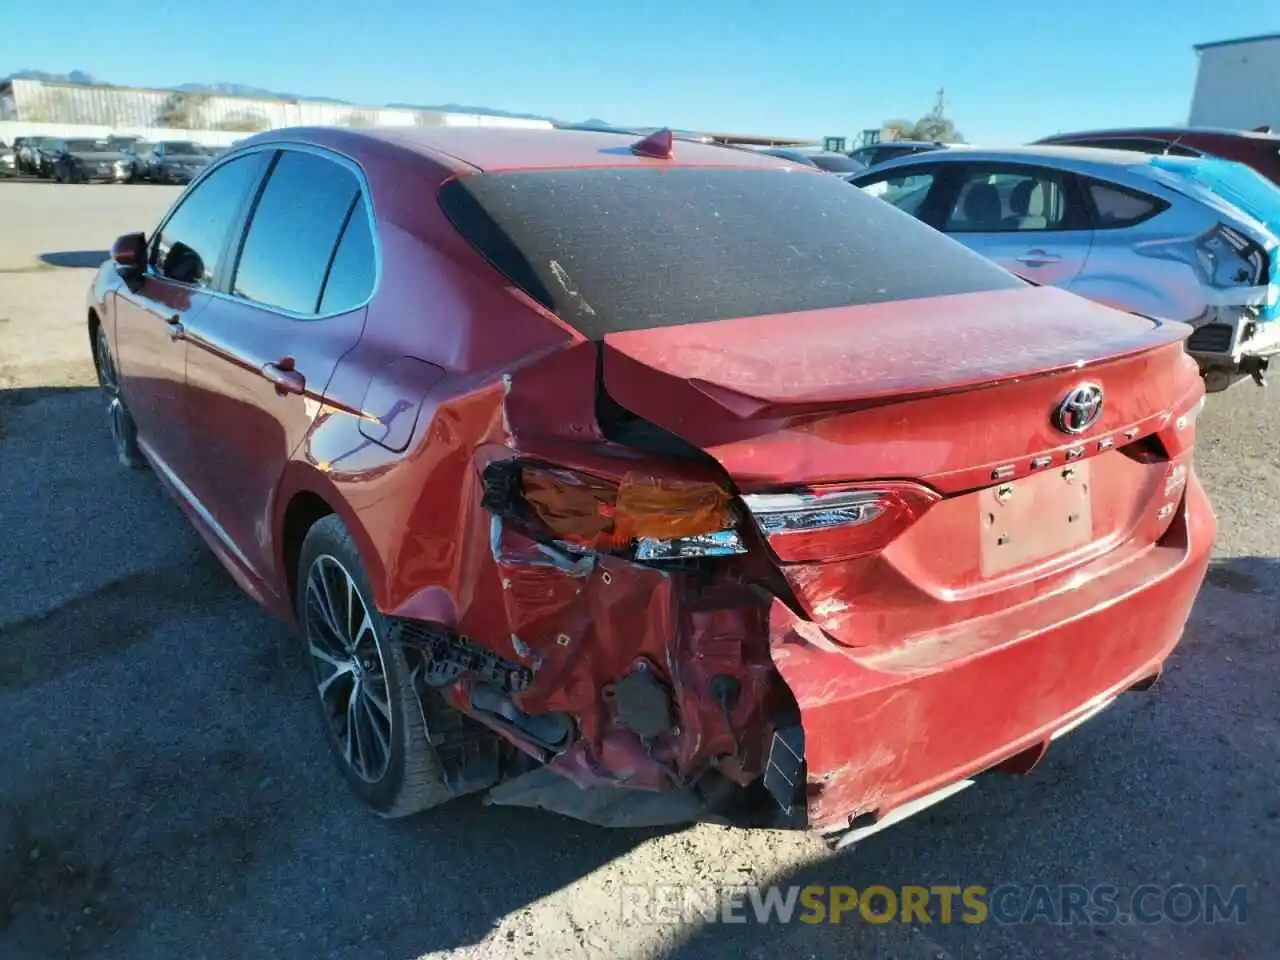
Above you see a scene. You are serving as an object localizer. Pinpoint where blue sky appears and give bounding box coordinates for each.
[1,1,1272,143]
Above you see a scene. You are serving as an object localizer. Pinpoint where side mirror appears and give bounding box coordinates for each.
[111,232,147,291]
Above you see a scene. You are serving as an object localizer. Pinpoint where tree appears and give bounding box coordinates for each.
[880,89,965,144]
[155,92,210,129]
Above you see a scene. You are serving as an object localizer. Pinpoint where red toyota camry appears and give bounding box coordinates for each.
[86,125,1215,844]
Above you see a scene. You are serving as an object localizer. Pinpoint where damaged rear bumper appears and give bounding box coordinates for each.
[764,478,1215,836]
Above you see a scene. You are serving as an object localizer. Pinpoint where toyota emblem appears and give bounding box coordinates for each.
[1053,382,1104,435]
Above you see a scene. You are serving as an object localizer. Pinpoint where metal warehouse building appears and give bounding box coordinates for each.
[1189,33,1280,131]
[0,77,552,132]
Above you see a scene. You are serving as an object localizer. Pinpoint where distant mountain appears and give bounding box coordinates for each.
[3,69,97,85]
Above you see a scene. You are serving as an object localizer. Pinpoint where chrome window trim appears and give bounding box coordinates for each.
[145,140,383,321]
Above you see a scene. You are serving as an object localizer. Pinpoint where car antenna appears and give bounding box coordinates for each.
[630,128,675,159]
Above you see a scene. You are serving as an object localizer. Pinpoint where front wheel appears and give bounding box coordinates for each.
[94,324,146,469]
[297,515,462,818]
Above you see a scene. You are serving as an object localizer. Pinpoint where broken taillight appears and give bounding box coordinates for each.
[742,482,940,563]
[509,463,744,557]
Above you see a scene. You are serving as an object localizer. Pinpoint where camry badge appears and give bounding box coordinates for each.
[1053,382,1104,435]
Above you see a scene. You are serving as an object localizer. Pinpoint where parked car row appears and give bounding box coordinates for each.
[87,125,1214,850]
[7,135,230,183]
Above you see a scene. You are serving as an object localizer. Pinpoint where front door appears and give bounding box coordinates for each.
[940,163,1094,288]
[182,147,376,590]
[112,151,270,481]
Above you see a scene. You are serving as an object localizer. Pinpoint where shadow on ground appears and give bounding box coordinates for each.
[668,556,1279,959]
[39,251,110,269]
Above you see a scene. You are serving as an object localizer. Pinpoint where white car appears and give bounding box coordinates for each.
[851,146,1280,392]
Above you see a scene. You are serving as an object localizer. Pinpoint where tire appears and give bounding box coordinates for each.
[296,515,458,818]
[93,324,146,470]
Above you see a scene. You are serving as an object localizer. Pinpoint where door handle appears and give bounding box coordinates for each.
[261,357,306,396]
[1015,250,1061,266]
[164,313,186,340]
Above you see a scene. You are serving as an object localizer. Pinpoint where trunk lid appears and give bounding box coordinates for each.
[602,284,1201,649]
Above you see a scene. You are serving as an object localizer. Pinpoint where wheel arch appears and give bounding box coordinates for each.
[275,461,387,621]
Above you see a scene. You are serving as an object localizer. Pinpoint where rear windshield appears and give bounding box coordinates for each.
[439,166,1022,338]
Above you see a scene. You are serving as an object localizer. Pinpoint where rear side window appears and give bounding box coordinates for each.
[1085,180,1167,227]
[944,167,1073,232]
[439,167,1022,338]
[232,150,362,314]
[318,197,377,314]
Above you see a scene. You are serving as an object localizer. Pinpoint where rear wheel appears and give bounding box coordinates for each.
[94,324,146,469]
[297,516,460,817]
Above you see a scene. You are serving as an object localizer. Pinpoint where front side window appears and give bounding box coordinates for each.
[232,150,362,314]
[860,171,937,217]
[945,167,1072,232]
[150,154,266,287]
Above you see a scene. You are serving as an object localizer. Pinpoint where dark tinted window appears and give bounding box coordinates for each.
[871,145,930,166]
[1086,180,1167,227]
[318,198,376,314]
[440,167,1023,338]
[232,150,361,314]
[805,152,864,173]
[150,154,265,287]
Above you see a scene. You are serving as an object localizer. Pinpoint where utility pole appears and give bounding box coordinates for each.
[931,87,947,119]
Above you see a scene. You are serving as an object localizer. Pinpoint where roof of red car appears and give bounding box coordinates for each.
[241,125,805,174]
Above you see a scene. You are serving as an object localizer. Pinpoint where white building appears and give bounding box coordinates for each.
[1189,33,1280,131]
[0,77,554,145]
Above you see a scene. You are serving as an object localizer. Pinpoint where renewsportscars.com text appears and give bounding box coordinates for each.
[620,883,1249,926]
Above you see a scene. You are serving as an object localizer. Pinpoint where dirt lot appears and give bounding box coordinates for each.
[0,179,1276,959]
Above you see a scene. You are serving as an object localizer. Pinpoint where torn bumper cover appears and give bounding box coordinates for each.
[766,480,1213,836]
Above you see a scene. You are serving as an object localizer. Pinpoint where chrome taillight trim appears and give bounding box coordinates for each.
[741,489,887,535]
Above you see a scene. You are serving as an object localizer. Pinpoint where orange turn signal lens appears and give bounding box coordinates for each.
[518,465,734,550]
[614,474,735,543]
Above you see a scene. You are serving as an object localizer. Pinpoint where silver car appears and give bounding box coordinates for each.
[849,146,1280,392]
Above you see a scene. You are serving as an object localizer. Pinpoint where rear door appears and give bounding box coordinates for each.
[940,162,1094,286]
[182,146,375,589]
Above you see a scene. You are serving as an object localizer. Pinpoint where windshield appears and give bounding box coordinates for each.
[805,152,864,173]
[162,141,203,154]
[440,166,1022,338]
[65,140,109,152]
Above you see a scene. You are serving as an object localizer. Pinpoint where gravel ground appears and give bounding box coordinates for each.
[0,179,1276,959]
